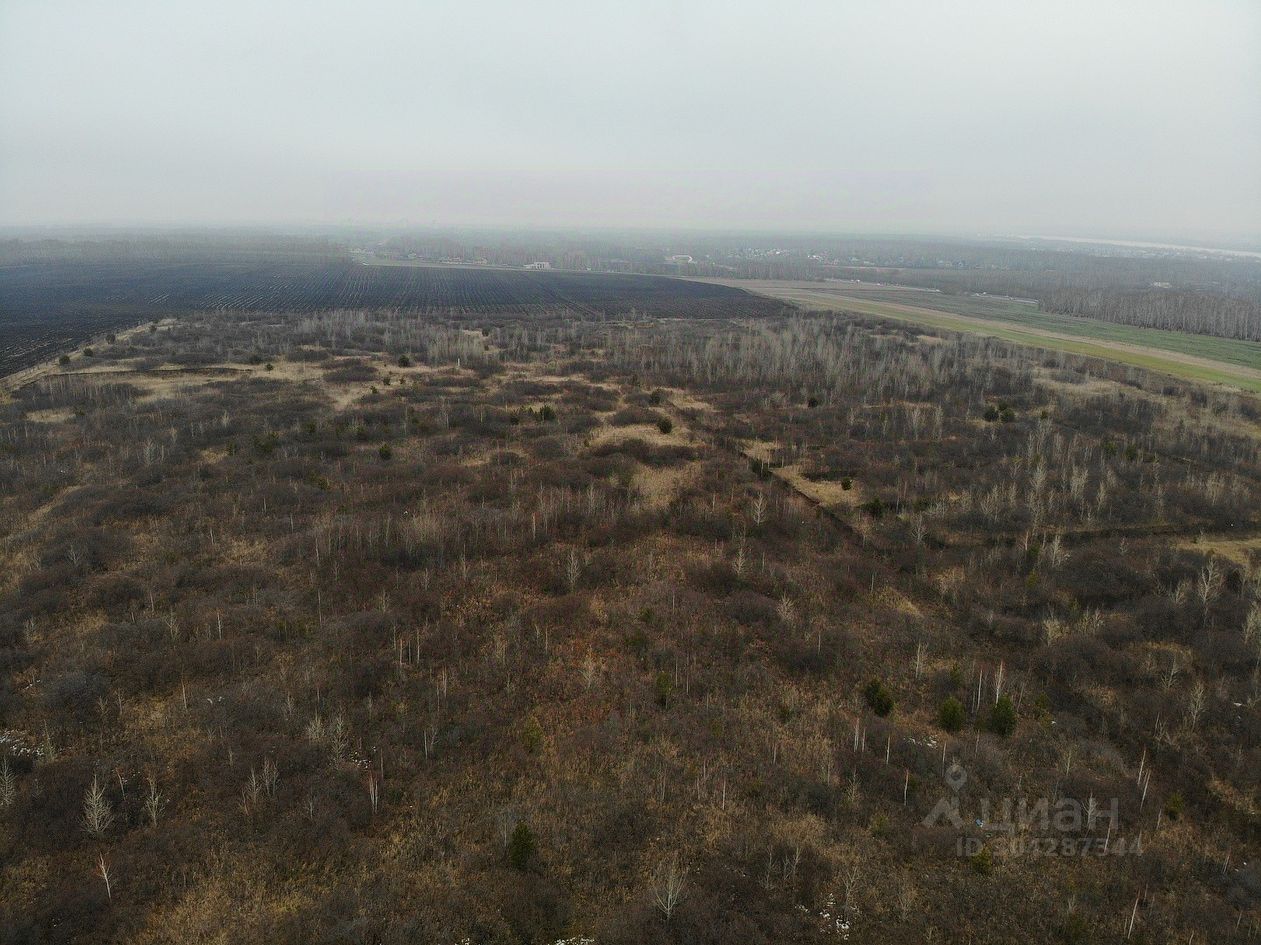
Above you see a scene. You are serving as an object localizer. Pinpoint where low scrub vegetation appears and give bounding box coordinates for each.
[0,300,1258,943]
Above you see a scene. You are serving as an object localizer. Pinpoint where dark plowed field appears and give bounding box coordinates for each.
[0,259,786,375]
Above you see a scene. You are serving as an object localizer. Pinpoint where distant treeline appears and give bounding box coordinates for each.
[360,231,1261,341]
[1040,286,1261,341]
[5,232,1260,341]
[0,233,344,265]
[831,264,1261,342]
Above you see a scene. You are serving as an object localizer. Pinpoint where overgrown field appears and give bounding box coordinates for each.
[1,303,1259,943]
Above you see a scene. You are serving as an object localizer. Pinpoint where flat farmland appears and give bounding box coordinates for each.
[0,259,787,377]
[705,278,1261,392]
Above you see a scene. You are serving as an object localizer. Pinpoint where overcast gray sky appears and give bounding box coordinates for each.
[2,0,1258,238]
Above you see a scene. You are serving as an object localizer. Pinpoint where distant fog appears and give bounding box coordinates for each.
[2,0,1258,241]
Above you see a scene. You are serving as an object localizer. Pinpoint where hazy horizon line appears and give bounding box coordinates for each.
[3,221,1261,252]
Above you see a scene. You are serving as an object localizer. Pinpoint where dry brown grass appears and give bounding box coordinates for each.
[665,388,716,414]
[24,408,75,424]
[740,440,864,508]
[635,462,698,510]
[1179,534,1261,567]
[590,421,689,450]
[779,465,864,508]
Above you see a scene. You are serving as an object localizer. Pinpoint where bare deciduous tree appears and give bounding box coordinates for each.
[98,853,113,903]
[83,774,114,837]
[565,548,582,592]
[910,514,928,547]
[328,712,350,760]
[581,653,600,690]
[243,768,263,813]
[651,854,686,920]
[1184,680,1207,733]
[1242,603,1260,649]
[0,758,15,808]
[1198,558,1222,616]
[262,757,279,799]
[143,775,165,828]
